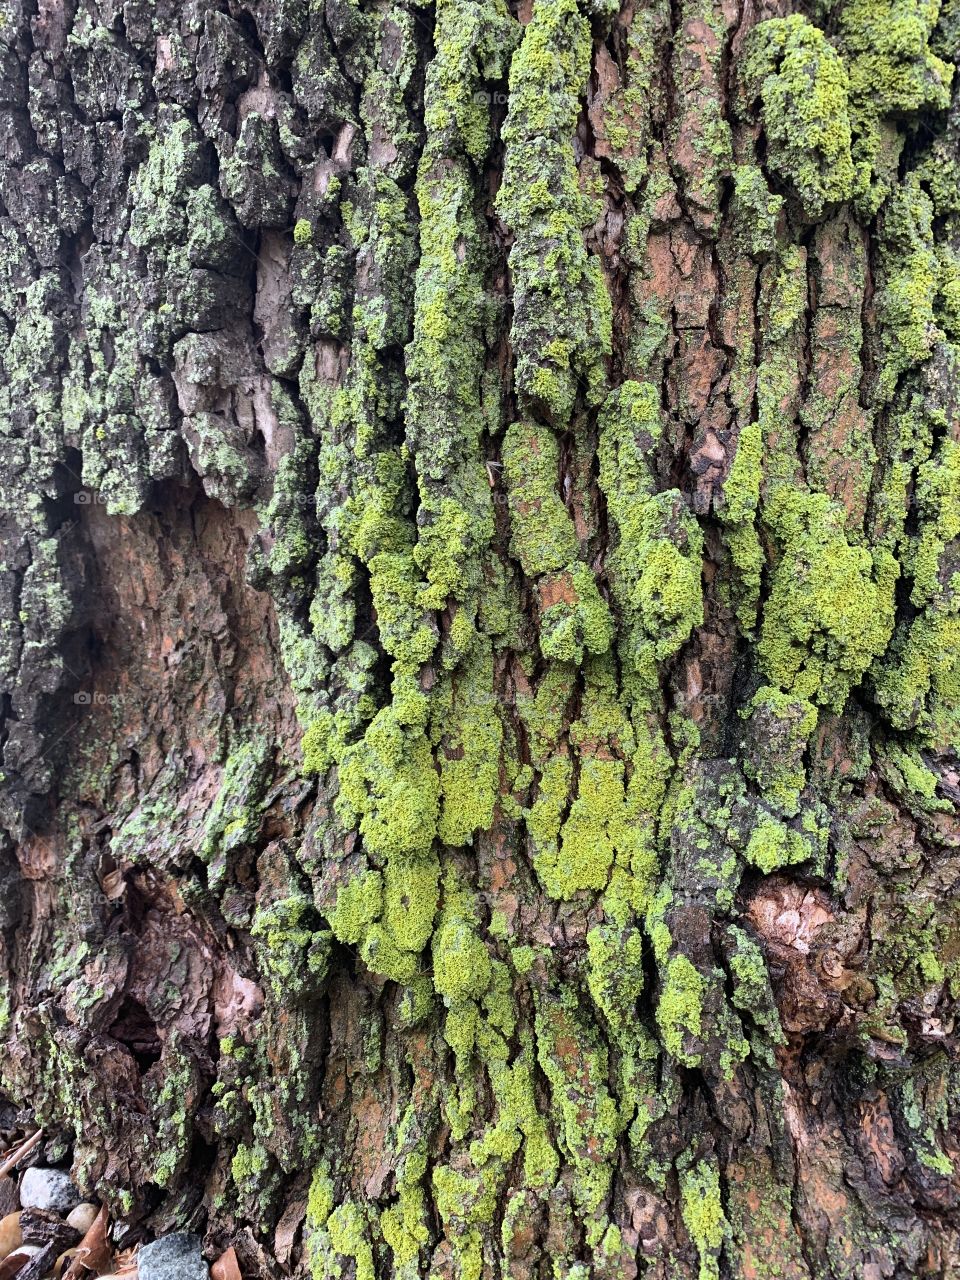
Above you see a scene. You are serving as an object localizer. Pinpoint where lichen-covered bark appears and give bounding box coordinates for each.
[3,0,960,1275]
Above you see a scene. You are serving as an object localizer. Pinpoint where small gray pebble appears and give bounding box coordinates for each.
[18,1168,80,1214]
[138,1232,209,1280]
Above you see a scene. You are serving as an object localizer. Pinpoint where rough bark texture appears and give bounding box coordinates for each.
[3,0,960,1275]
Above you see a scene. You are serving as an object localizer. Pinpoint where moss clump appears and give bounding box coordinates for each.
[495,0,611,421]
[538,565,614,664]
[338,707,440,860]
[380,1120,430,1272]
[598,383,703,686]
[587,923,645,1035]
[740,15,855,221]
[680,1158,729,1280]
[757,489,897,712]
[837,0,953,216]
[535,757,622,898]
[726,926,785,1050]
[527,655,660,911]
[470,1045,559,1191]
[306,1162,335,1231]
[656,955,705,1067]
[250,894,329,1001]
[433,917,491,1003]
[872,609,960,749]
[875,176,942,403]
[431,642,503,846]
[432,869,491,1006]
[719,419,764,632]
[328,870,384,946]
[730,166,783,260]
[501,421,578,576]
[741,686,818,816]
[326,1201,375,1280]
[432,1163,496,1280]
[383,852,441,952]
[535,989,620,1233]
[501,421,613,663]
[744,817,810,875]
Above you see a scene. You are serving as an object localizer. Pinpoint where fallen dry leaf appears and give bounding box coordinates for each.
[212,1245,242,1280]
[0,1251,31,1280]
[61,1208,110,1280]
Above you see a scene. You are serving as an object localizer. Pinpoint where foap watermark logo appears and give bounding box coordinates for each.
[74,489,109,506]
[472,90,508,106]
[73,690,121,708]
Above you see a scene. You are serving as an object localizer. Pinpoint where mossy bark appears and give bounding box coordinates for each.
[3,0,960,1275]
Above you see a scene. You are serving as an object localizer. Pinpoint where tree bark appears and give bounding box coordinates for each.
[2,0,960,1275]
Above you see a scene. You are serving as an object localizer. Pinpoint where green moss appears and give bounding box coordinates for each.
[598,383,704,684]
[201,736,272,877]
[359,925,419,984]
[422,0,517,160]
[741,686,818,816]
[536,758,619,898]
[740,15,855,220]
[301,712,340,777]
[293,217,313,244]
[889,608,960,735]
[535,989,620,1228]
[726,925,785,1049]
[434,918,491,1003]
[719,419,764,632]
[231,1142,271,1196]
[431,643,503,846]
[876,741,952,814]
[495,0,611,421]
[470,1046,559,1190]
[757,489,897,712]
[337,707,440,860]
[501,421,578,575]
[744,816,811,875]
[379,1107,430,1273]
[587,924,645,1039]
[600,13,656,193]
[307,1162,335,1229]
[837,0,953,216]
[251,893,329,1000]
[383,851,441,952]
[328,870,384,946]
[656,955,705,1067]
[680,1158,729,1280]
[432,867,491,1007]
[910,441,960,606]
[538,564,614,664]
[432,1164,496,1280]
[876,175,941,403]
[730,165,783,260]
[327,1201,375,1280]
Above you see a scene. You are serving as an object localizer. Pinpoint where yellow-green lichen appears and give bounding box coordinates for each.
[740,15,855,221]
[680,1158,729,1280]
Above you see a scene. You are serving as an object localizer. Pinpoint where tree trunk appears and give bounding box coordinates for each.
[3,0,960,1275]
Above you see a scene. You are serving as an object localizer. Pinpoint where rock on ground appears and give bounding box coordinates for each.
[18,1169,80,1214]
[137,1232,208,1280]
